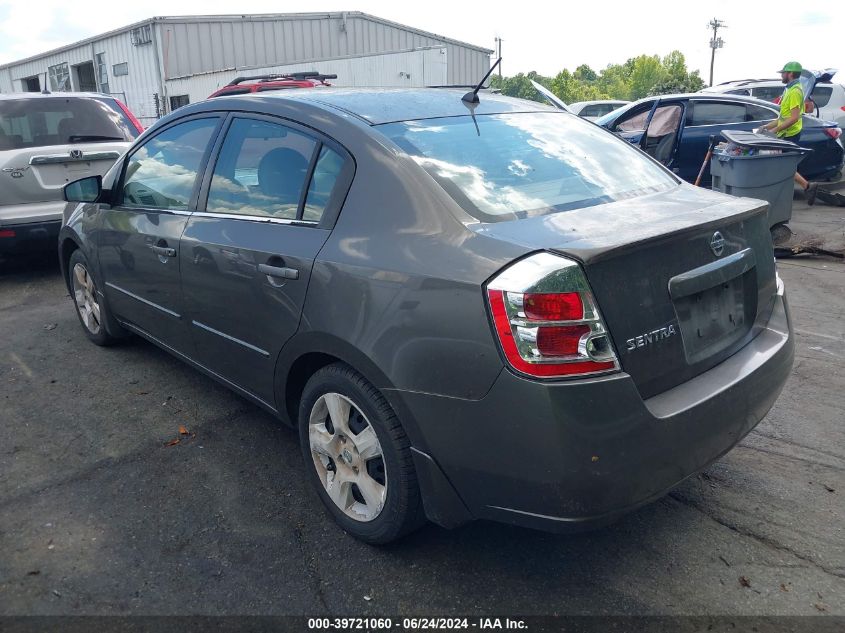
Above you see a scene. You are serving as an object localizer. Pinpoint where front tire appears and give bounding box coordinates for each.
[298,363,425,544]
[68,249,121,346]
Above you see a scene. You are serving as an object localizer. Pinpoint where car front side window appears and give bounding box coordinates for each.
[121,117,219,210]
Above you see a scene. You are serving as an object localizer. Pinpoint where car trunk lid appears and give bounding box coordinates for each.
[474,185,777,398]
[0,143,125,207]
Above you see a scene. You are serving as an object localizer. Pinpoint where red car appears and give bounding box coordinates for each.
[208,72,336,98]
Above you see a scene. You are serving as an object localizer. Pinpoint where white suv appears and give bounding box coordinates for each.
[1,92,142,256]
[701,75,845,127]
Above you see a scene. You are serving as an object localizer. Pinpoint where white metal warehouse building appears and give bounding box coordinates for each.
[0,12,493,125]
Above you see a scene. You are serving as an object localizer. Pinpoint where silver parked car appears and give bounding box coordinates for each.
[569,99,630,121]
[0,92,141,256]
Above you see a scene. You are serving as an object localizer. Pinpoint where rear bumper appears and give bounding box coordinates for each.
[0,219,62,254]
[0,200,65,226]
[399,291,793,532]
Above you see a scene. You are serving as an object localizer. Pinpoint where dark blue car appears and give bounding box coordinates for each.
[595,93,844,185]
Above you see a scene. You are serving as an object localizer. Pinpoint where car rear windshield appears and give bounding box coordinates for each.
[0,97,136,150]
[379,113,677,222]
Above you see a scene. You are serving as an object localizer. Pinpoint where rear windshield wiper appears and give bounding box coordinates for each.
[68,134,125,143]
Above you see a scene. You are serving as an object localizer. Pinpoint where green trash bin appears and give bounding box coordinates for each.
[710,131,812,227]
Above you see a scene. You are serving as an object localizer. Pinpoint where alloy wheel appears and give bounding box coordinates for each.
[308,392,387,522]
[72,262,102,335]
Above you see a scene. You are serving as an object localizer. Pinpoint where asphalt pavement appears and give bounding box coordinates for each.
[0,195,843,617]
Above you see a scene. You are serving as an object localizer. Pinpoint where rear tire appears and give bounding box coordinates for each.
[298,363,425,544]
[68,249,122,346]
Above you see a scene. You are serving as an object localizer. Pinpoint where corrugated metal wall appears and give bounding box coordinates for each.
[160,14,488,85]
[0,27,162,124]
[89,31,162,124]
[0,69,13,93]
[0,12,489,124]
[165,47,449,105]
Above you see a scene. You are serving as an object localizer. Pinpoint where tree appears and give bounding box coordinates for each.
[629,55,667,100]
[574,64,597,82]
[648,51,706,96]
[489,71,551,102]
[490,50,704,105]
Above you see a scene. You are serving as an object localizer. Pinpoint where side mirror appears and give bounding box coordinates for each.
[64,175,102,203]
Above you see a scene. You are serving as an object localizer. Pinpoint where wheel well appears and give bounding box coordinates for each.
[284,352,342,425]
[60,239,79,291]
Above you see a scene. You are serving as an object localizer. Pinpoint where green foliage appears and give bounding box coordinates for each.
[489,50,704,105]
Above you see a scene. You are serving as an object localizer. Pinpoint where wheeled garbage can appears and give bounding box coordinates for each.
[710,130,812,227]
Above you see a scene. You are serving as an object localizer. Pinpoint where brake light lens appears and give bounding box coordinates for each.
[486,252,619,379]
[114,99,145,134]
[0,229,16,238]
[523,292,582,321]
[823,127,841,139]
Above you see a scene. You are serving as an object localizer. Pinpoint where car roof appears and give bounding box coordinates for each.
[626,92,779,108]
[0,91,114,100]
[243,87,558,125]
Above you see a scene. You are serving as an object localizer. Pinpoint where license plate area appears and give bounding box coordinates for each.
[674,269,757,364]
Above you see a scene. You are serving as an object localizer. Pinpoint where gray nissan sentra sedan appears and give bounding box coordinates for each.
[59,88,794,544]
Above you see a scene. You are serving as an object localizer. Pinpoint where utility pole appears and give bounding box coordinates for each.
[494,37,503,77]
[708,18,726,87]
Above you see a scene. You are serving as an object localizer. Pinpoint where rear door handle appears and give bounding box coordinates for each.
[149,244,177,258]
[258,263,299,280]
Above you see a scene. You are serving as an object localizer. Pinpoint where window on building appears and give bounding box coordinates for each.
[48,62,71,92]
[112,62,129,77]
[169,95,190,111]
[130,25,152,46]
[95,53,109,94]
[21,76,40,92]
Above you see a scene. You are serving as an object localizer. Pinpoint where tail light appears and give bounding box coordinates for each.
[840,106,845,112]
[486,252,619,379]
[114,99,145,134]
[824,127,842,140]
[0,229,16,238]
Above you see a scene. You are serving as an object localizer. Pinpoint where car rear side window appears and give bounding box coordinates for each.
[689,102,747,125]
[812,86,832,108]
[746,104,776,122]
[579,105,602,117]
[379,113,676,223]
[206,118,317,220]
[0,97,135,150]
[121,117,219,210]
[751,87,783,102]
[303,147,345,222]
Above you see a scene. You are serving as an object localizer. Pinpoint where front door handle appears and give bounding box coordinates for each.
[149,244,177,258]
[258,263,299,280]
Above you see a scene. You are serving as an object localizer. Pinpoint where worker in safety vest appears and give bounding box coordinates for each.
[761,61,818,205]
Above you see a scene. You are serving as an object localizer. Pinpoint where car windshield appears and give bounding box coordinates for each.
[595,103,639,127]
[0,97,135,150]
[379,112,676,222]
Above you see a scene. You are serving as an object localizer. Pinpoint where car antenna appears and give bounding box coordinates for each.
[462,57,502,104]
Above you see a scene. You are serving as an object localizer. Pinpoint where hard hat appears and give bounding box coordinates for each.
[779,61,803,73]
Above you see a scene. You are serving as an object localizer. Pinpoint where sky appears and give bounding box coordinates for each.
[0,0,842,85]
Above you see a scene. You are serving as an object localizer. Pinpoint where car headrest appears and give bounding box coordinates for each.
[257,148,309,204]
